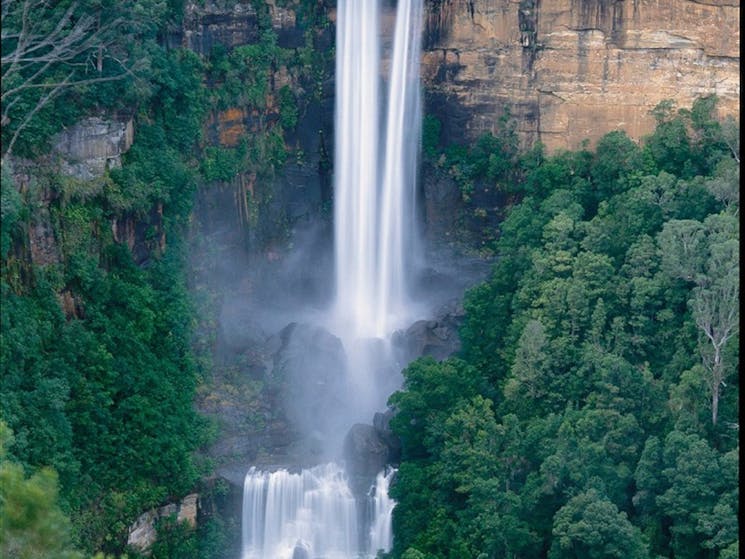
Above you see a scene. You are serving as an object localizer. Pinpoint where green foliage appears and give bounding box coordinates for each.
[659,212,739,425]
[149,517,198,559]
[207,31,290,112]
[389,357,487,460]
[390,98,739,559]
[0,423,83,559]
[642,96,734,179]
[424,107,519,211]
[199,28,296,191]
[1,166,25,259]
[149,49,209,153]
[522,146,593,202]
[649,432,740,558]
[591,130,643,204]
[0,0,318,556]
[277,85,299,130]
[421,115,442,160]
[400,549,428,559]
[151,513,235,559]
[704,157,740,211]
[1,240,207,551]
[0,281,78,485]
[445,98,735,254]
[108,122,199,218]
[548,488,649,559]
[201,146,245,183]
[1,24,212,557]
[0,4,325,551]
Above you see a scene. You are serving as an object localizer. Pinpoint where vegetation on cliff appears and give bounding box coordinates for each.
[388,97,739,559]
[0,0,333,555]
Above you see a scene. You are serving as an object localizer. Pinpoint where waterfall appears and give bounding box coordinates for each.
[242,0,422,556]
[334,0,380,339]
[334,0,424,424]
[377,0,423,337]
[334,0,423,339]
[368,468,397,554]
[242,464,358,559]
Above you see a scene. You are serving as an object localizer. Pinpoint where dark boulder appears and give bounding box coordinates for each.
[373,408,401,464]
[292,541,311,559]
[343,423,389,497]
[397,299,465,362]
[273,322,349,455]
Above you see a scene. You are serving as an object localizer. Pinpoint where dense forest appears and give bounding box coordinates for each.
[2,0,211,556]
[0,0,740,558]
[387,98,740,559]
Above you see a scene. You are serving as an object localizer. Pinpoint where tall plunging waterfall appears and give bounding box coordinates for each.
[334,0,381,339]
[242,1,423,557]
[376,0,423,337]
[335,0,423,339]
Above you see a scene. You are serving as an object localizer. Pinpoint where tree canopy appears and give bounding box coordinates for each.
[388,97,739,559]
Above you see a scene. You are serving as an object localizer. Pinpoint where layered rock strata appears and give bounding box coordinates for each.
[421,0,740,150]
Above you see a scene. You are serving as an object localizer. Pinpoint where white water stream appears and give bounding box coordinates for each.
[368,468,397,555]
[242,464,357,559]
[242,1,423,557]
[334,0,381,340]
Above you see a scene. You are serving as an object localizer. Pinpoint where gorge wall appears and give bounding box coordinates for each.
[183,0,741,159]
[179,0,741,481]
[4,1,738,554]
[420,0,740,150]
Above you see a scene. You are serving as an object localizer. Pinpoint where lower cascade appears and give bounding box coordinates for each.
[242,464,396,559]
[368,468,396,556]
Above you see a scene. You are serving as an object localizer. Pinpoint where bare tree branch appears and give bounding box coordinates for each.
[720,115,740,163]
[2,72,70,158]
[1,0,132,160]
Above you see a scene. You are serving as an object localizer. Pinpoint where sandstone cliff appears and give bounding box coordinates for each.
[421,0,740,150]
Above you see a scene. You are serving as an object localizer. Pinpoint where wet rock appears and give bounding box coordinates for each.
[29,206,61,267]
[127,510,159,553]
[178,494,199,527]
[343,423,389,497]
[398,299,464,362]
[421,163,463,243]
[217,301,267,357]
[127,494,200,553]
[274,323,349,450]
[373,408,401,464]
[292,541,311,559]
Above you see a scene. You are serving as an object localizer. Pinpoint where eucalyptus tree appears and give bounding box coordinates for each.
[659,213,739,425]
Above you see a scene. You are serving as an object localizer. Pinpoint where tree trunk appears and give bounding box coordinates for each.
[711,345,722,426]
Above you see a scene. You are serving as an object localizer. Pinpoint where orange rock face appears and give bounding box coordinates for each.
[420,0,740,151]
[211,107,248,147]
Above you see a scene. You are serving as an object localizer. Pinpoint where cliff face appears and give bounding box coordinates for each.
[422,0,740,150]
[184,0,335,245]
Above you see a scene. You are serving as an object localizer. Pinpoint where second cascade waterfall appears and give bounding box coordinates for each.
[242,1,423,557]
